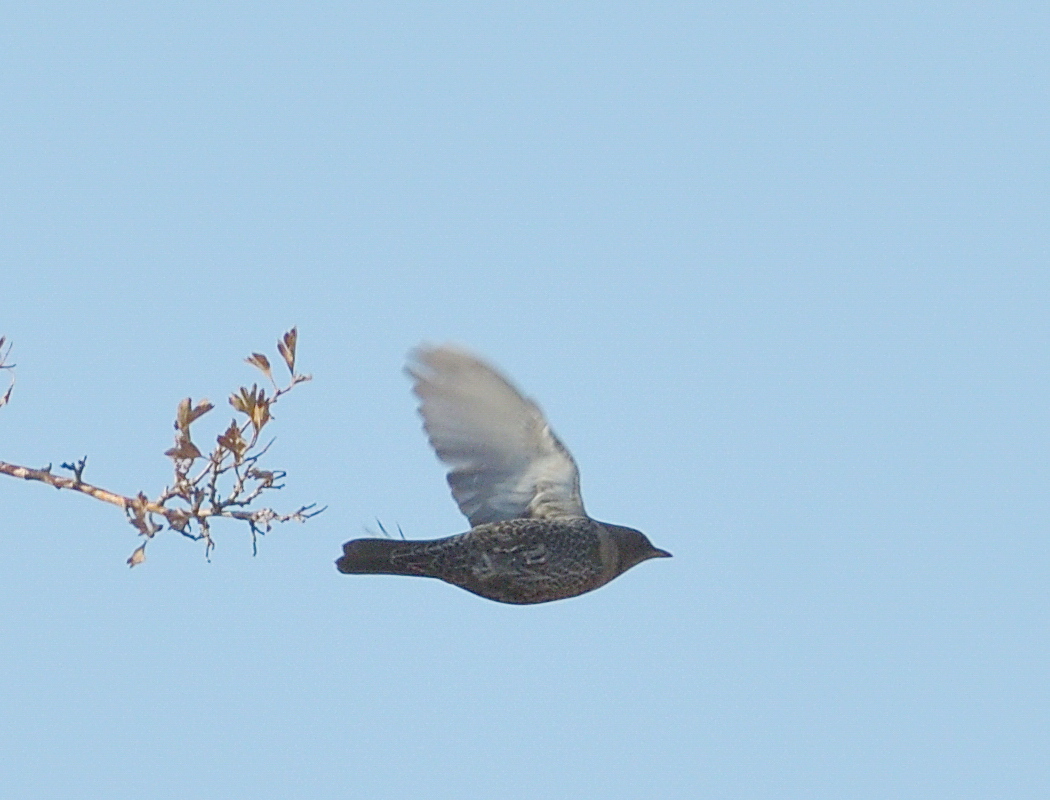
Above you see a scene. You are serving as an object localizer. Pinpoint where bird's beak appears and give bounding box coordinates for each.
[651,548,672,559]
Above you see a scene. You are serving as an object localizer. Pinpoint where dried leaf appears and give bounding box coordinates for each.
[230,385,261,416]
[245,353,273,379]
[217,420,248,460]
[229,385,270,432]
[127,493,153,537]
[187,399,214,424]
[167,508,192,533]
[176,397,192,431]
[127,544,147,568]
[278,328,297,374]
[165,435,203,461]
[248,469,275,486]
[174,398,212,432]
[230,388,248,415]
[251,399,271,432]
[128,493,148,514]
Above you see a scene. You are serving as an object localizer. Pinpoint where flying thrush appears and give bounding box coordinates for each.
[336,346,670,604]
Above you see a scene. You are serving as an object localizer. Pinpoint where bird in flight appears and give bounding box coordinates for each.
[336,345,671,604]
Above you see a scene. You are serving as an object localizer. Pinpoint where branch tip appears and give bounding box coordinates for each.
[0,330,317,566]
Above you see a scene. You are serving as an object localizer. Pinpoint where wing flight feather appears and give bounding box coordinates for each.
[407,346,586,527]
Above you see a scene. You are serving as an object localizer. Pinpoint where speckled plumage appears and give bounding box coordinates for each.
[336,346,671,604]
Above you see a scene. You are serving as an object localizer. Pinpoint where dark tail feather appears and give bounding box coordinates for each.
[336,538,413,575]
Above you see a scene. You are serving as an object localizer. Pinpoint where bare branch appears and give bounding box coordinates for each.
[0,460,152,511]
[0,328,322,566]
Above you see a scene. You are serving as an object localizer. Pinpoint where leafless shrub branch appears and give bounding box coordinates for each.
[0,329,324,566]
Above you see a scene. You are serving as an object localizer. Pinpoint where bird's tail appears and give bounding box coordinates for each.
[336,538,417,575]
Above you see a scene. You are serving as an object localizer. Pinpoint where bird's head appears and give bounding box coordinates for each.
[601,522,672,574]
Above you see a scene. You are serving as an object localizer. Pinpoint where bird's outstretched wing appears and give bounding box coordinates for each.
[406,345,586,527]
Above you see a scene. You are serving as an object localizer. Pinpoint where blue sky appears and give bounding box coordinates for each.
[2,4,1048,798]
